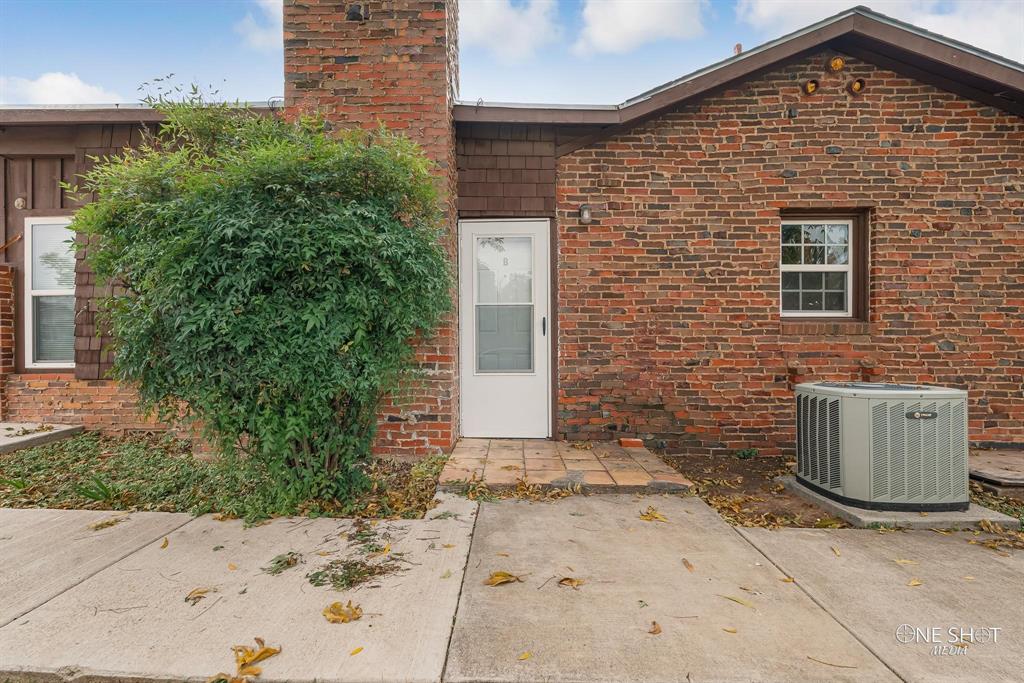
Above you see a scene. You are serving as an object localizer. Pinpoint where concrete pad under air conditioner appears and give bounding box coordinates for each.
[0,422,83,453]
[779,477,1018,530]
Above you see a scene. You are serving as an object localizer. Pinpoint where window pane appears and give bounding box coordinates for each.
[476,236,532,304]
[803,246,825,264]
[827,245,849,265]
[477,304,532,372]
[825,272,846,289]
[801,272,823,289]
[801,292,823,310]
[31,223,76,290]
[781,224,801,244]
[782,292,800,311]
[826,224,848,244]
[781,272,800,290]
[782,246,801,264]
[33,296,75,363]
[825,292,846,311]
[803,225,825,244]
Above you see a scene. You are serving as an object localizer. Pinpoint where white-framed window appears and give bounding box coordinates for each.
[24,216,76,368]
[780,218,854,318]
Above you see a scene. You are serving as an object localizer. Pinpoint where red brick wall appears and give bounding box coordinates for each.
[557,53,1024,454]
[4,374,160,432]
[285,0,459,456]
[0,265,14,418]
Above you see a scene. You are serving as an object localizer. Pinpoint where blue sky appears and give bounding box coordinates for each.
[2,1,1022,106]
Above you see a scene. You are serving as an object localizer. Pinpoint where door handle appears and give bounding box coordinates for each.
[542,316,546,336]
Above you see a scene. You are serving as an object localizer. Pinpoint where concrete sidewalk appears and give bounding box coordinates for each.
[1,494,1019,682]
[740,527,1024,683]
[0,508,192,627]
[0,494,476,682]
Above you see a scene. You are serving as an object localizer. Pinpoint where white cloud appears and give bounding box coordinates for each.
[0,72,124,105]
[460,0,561,64]
[736,0,1024,63]
[573,0,708,56]
[235,0,283,51]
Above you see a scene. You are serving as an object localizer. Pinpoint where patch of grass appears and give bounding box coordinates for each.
[735,448,759,460]
[306,558,399,591]
[262,551,302,575]
[0,433,447,524]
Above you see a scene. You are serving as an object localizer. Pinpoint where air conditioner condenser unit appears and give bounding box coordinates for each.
[794,382,969,511]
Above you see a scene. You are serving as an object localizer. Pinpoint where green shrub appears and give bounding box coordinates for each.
[70,96,451,500]
[736,448,759,460]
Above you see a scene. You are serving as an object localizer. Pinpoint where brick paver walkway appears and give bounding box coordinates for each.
[439,438,692,493]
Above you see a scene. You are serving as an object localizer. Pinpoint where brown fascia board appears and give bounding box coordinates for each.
[452,103,620,125]
[0,105,273,126]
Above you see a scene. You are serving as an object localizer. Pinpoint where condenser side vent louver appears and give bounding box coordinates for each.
[795,394,842,490]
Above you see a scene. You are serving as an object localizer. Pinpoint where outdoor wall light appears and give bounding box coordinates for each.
[579,204,593,224]
[828,56,846,72]
[847,78,866,95]
[802,79,820,96]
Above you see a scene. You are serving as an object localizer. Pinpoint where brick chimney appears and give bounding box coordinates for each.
[283,0,460,457]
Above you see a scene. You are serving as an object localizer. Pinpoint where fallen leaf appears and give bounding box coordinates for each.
[232,637,280,669]
[316,550,334,557]
[717,594,755,609]
[831,546,841,557]
[930,528,951,535]
[238,665,261,677]
[441,569,453,579]
[323,601,363,624]
[908,578,923,587]
[807,656,857,669]
[894,559,917,565]
[518,652,532,661]
[639,506,668,523]
[370,543,391,558]
[963,576,976,581]
[89,516,127,531]
[185,587,210,605]
[212,514,234,522]
[780,576,795,583]
[484,571,523,586]
[160,537,169,549]
[227,563,238,571]
[496,552,510,557]
[558,577,585,590]
[723,627,737,634]
[442,544,456,549]
[350,646,363,656]
[648,621,662,635]
[682,558,695,572]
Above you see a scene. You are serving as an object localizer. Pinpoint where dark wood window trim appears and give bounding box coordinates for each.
[779,208,870,326]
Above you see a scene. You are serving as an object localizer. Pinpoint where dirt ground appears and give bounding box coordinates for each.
[661,453,849,528]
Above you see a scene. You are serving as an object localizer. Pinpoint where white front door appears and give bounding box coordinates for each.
[459,219,550,438]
